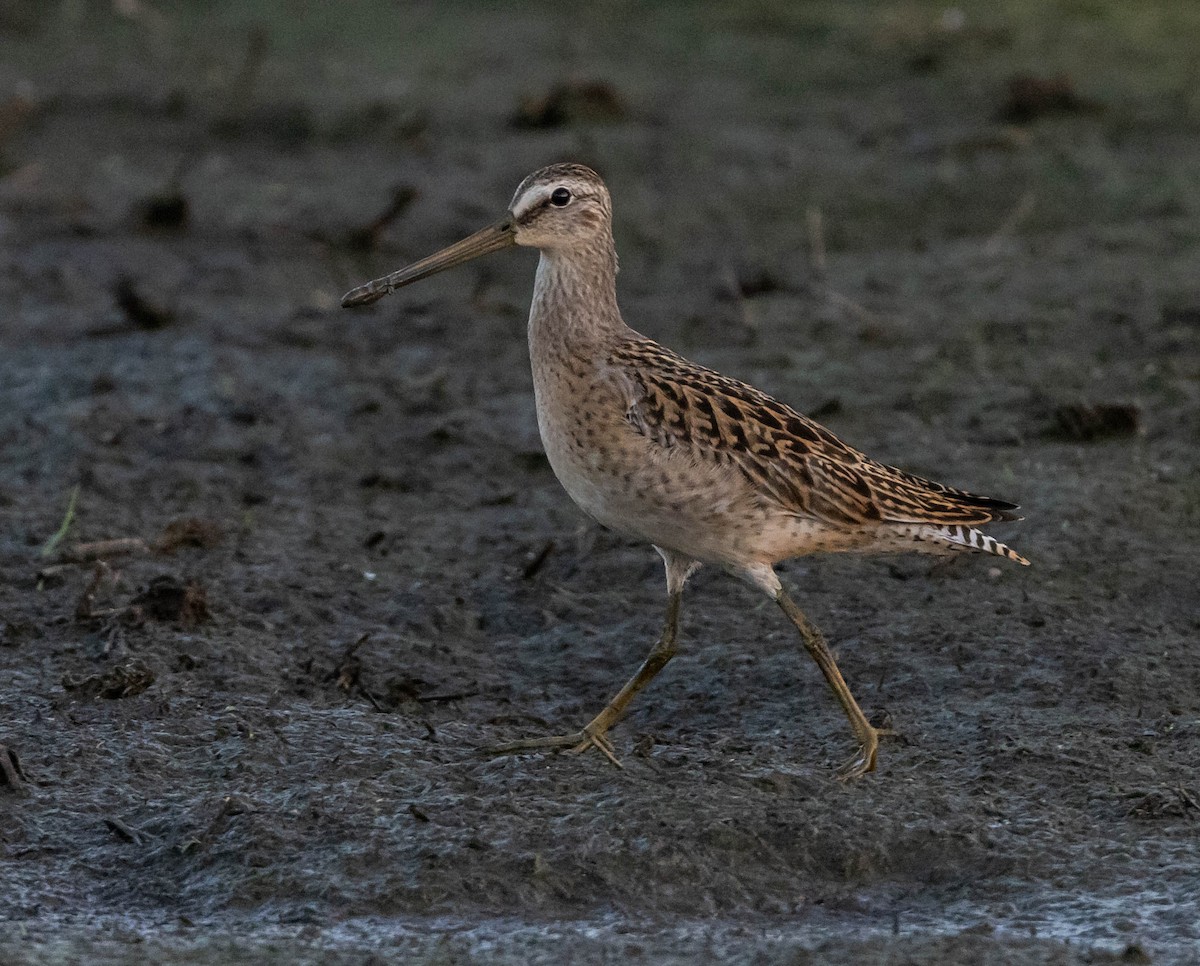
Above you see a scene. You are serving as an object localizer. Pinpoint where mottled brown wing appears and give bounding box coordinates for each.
[612,338,1019,527]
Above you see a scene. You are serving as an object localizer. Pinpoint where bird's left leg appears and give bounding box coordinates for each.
[740,563,888,780]
[776,588,890,779]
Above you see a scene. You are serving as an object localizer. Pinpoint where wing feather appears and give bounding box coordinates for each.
[611,338,1020,528]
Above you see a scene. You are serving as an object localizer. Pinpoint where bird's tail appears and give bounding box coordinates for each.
[904,523,1031,566]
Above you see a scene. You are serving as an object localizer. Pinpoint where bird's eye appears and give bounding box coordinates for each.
[550,187,572,207]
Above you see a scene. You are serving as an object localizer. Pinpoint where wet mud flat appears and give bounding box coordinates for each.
[2,2,1199,963]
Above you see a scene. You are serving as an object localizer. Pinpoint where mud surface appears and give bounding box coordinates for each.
[2,2,1199,963]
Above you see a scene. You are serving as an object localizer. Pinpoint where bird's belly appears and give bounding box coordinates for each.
[537,407,778,563]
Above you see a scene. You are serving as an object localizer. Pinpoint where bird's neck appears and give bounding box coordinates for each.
[528,239,629,359]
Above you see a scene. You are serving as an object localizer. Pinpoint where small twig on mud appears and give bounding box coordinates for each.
[101,624,126,658]
[344,185,419,251]
[806,205,827,281]
[334,633,370,693]
[112,275,176,331]
[823,287,886,328]
[75,560,113,622]
[57,537,149,564]
[134,125,198,235]
[714,263,760,345]
[489,713,553,729]
[220,24,269,124]
[104,815,153,845]
[416,690,480,705]
[155,518,222,554]
[800,208,897,332]
[1,744,29,792]
[332,633,393,712]
[34,563,73,582]
[985,190,1036,254]
[359,686,388,712]
[40,485,80,558]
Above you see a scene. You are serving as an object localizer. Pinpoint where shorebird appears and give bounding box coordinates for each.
[342,163,1028,779]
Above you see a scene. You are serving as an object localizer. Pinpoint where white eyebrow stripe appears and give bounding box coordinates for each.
[511,184,553,220]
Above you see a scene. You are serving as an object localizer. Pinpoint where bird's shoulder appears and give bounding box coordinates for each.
[608,336,851,459]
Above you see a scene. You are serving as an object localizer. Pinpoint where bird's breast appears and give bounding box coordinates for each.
[531,354,627,520]
[529,354,777,563]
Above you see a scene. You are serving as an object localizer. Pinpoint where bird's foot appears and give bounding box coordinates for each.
[836,724,893,782]
[489,727,623,768]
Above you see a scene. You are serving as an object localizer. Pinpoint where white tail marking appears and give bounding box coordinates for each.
[905,523,1030,566]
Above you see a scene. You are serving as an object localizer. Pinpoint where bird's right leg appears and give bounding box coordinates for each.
[490,549,697,767]
[490,585,682,767]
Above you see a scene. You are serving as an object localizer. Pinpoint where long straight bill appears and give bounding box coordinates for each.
[341,219,516,307]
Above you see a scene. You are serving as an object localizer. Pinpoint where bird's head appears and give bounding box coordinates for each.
[506,163,612,252]
[341,163,612,307]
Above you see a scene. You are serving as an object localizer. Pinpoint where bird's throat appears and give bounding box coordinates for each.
[528,245,627,357]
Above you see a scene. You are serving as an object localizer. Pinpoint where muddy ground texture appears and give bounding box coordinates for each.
[2,2,1199,963]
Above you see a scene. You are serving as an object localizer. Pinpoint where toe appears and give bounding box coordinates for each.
[836,734,879,781]
[570,731,623,768]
